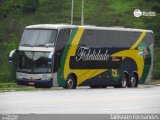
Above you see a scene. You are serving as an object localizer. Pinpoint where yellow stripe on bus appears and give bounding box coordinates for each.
[63,27,87,80]
[130,32,147,49]
[113,50,144,79]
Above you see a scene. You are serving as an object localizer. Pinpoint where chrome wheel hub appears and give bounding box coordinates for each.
[131,77,136,87]
[122,77,127,88]
[67,79,73,88]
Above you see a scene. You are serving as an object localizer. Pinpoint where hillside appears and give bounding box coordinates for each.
[0,0,160,82]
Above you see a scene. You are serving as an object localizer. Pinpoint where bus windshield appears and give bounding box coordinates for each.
[17,51,52,73]
[20,29,57,47]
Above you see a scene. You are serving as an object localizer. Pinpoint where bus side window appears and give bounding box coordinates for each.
[80,29,110,48]
[144,32,153,46]
[133,32,141,45]
[83,29,107,48]
[54,29,70,71]
[119,31,133,48]
[95,30,109,48]
[56,29,70,51]
[82,30,94,48]
[108,31,120,48]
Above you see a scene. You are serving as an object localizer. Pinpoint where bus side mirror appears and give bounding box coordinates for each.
[48,51,54,64]
[9,49,17,63]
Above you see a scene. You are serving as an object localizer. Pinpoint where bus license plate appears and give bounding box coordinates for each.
[28,82,34,86]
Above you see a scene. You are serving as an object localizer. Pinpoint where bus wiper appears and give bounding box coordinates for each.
[36,44,48,47]
[45,43,54,47]
[36,43,54,47]
[21,44,32,47]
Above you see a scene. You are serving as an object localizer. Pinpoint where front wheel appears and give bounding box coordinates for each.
[121,74,127,88]
[66,76,77,89]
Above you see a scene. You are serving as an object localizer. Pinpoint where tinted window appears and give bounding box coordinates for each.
[20,29,57,47]
[84,30,98,47]
[133,32,141,44]
[108,31,120,47]
[119,31,133,47]
[80,29,109,48]
[95,30,109,47]
[80,29,136,48]
[143,32,154,46]
[54,29,71,71]
[56,29,70,51]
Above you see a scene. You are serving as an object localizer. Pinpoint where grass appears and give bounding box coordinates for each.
[0,82,17,88]
[149,80,160,85]
[0,83,62,91]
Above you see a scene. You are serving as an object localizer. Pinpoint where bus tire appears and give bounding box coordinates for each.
[114,74,127,88]
[66,75,77,89]
[127,74,138,88]
[121,74,127,88]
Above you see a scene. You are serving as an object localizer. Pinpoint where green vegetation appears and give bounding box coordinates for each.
[0,82,17,88]
[0,0,160,83]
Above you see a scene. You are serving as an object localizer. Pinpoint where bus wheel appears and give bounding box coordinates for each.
[121,74,127,88]
[114,74,127,88]
[66,76,76,89]
[127,74,138,88]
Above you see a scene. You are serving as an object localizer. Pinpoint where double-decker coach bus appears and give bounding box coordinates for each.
[9,24,154,89]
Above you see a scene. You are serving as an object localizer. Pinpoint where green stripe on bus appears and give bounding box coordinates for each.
[139,49,152,84]
[57,28,78,86]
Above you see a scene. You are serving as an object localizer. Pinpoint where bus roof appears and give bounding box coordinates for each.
[26,24,74,29]
[82,25,153,33]
[26,24,153,33]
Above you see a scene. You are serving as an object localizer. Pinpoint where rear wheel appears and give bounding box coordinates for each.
[121,74,127,88]
[127,74,138,88]
[114,74,127,88]
[66,76,77,89]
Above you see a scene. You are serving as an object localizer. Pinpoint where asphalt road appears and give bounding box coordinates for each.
[0,86,160,114]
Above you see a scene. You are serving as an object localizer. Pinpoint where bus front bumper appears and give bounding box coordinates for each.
[17,79,53,88]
